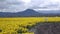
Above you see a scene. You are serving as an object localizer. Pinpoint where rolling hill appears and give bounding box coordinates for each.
[0,9,60,17]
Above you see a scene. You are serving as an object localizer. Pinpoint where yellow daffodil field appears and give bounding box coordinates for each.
[0,17,60,34]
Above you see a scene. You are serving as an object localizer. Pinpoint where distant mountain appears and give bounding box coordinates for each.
[0,9,41,17]
[0,9,60,17]
[16,9,42,16]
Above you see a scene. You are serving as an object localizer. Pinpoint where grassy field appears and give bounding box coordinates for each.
[0,17,60,34]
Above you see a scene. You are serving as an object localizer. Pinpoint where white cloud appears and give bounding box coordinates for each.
[0,0,30,12]
[0,0,60,12]
[30,0,60,11]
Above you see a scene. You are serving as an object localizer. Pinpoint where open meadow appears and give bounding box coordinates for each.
[0,17,60,34]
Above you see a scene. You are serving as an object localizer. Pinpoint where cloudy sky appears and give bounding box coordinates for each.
[0,0,60,12]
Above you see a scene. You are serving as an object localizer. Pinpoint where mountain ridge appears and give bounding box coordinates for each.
[0,9,60,17]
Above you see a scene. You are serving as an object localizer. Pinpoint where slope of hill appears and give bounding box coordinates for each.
[0,9,60,17]
[0,9,43,17]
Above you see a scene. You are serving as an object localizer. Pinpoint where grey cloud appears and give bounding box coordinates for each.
[0,0,28,12]
[0,0,60,12]
[30,0,60,9]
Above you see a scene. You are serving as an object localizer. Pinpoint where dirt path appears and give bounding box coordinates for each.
[30,23,60,34]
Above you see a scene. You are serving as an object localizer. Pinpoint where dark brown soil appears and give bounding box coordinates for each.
[35,23,60,34]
